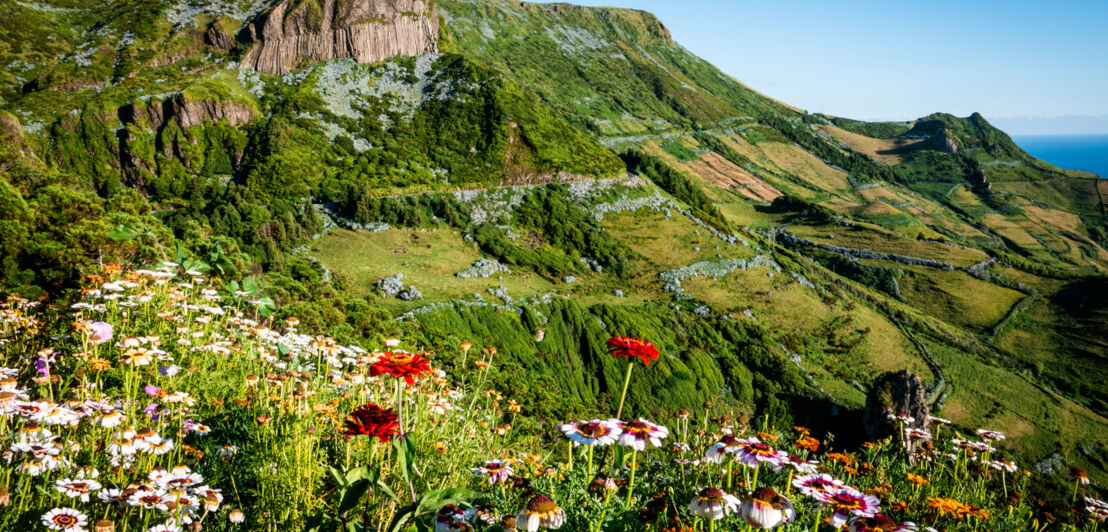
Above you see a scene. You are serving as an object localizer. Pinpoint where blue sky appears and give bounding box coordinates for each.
[535,0,1108,133]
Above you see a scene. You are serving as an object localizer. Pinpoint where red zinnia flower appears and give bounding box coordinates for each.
[343,403,400,442]
[369,351,433,386]
[607,336,659,365]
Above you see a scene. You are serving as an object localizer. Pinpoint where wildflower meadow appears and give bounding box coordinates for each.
[0,263,1104,532]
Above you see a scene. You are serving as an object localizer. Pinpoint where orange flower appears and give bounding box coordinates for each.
[826,452,855,465]
[906,472,930,486]
[927,497,989,519]
[88,358,111,371]
[756,431,779,443]
[793,426,811,436]
[794,436,819,452]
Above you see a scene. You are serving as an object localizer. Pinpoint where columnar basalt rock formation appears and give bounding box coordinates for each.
[240,0,439,74]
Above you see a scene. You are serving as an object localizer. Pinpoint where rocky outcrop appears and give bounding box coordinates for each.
[777,232,954,271]
[114,94,256,180]
[931,128,958,153]
[863,370,930,449]
[240,0,438,74]
[120,93,257,130]
[0,112,35,160]
[205,22,236,51]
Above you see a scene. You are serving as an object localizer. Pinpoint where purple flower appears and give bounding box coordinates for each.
[89,321,113,343]
[143,403,161,421]
[35,357,51,376]
[144,385,163,397]
[158,365,181,377]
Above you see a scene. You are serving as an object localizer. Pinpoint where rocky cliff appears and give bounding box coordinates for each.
[120,93,257,130]
[240,0,439,74]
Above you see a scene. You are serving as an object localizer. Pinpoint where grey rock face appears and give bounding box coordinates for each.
[241,0,439,74]
[863,370,931,447]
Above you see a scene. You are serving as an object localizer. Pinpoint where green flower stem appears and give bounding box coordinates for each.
[592,492,613,532]
[626,450,638,506]
[726,457,733,490]
[395,379,403,432]
[616,362,634,419]
[812,507,822,532]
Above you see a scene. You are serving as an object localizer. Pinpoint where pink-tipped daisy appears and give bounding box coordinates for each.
[734,437,787,468]
[775,453,820,474]
[814,487,882,528]
[704,434,744,463]
[742,486,795,529]
[470,460,514,485]
[904,428,932,440]
[617,419,668,451]
[688,487,741,520]
[55,478,101,502]
[952,439,994,453]
[129,489,171,511]
[975,429,1005,442]
[848,514,917,532]
[558,419,621,446]
[41,507,89,531]
[792,473,848,497]
[515,494,565,531]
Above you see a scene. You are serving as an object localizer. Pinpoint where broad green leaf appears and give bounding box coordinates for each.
[106,224,141,242]
[336,479,371,517]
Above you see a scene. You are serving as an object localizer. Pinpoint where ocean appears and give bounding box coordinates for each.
[1012,134,1108,178]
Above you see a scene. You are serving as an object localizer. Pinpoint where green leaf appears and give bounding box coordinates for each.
[375,479,401,505]
[336,479,372,517]
[385,505,416,532]
[392,435,418,489]
[182,259,211,274]
[414,488,479,514]
[253,296,276,318]
[106,224,141,242]
[385,488,478,532]
[327,466,345,487]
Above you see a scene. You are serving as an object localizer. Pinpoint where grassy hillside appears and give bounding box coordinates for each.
[429,0,1108,483]
[1,0,1106,497]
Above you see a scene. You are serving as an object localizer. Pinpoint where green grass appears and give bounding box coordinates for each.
[787,223,990,268]
[314,227,558,305]
[893,265,1025,331]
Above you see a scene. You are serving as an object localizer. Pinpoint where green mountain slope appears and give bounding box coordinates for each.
[1,0,1106,489]
[439,0,800,136]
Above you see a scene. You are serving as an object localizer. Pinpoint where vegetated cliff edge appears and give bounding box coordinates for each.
[241,0,439,74]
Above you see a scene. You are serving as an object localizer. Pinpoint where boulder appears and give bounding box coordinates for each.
[863,370,930,445]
